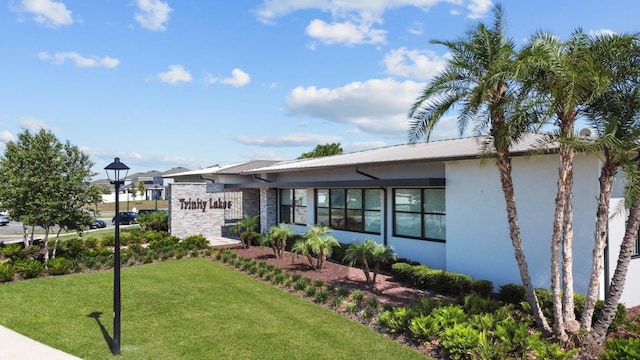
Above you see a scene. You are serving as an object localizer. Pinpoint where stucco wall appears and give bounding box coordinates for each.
[608,197,640,307]
[446,154,601,294]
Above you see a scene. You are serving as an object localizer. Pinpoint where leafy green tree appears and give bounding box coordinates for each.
[407,4,550,334]
[129,185,137,202]
[0,129,97,262]
[298,143,343,159]
[138,181,146,200]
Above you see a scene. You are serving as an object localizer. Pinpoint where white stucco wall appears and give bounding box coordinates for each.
[446,154,601,294]
[608,197,640,307]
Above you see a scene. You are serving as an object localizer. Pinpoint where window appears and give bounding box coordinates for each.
[279,189,307,225]
[393,188,445,242]
[315,189,380,234]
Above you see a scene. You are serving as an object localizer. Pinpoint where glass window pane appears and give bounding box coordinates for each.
[424,188,445,214]
[364,189,381,210]
[294,189,307,206]
[280,189,292,205]
[347,189,362,209]
[330,189,345,208]
[346,209,363,231]
[331,208,345,229]
[316,207,329,226]
[395,189,421,212]
[395,212,421,237]
[280,205,292,224]
[316,189,329,207]
[364,210,381,233]
[424,214,446,240]
[293,206,307,225]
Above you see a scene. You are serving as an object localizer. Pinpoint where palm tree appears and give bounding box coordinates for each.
[343,239,376,285]
[371,242,397,284]
[265,224,293,259]
[303,225,340,271]
[408,4,550,334]
[291,238,314,268]
[578,33,640,345]
[231,215,260,249]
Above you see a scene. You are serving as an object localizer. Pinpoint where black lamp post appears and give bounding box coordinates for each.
[104,157,129,355]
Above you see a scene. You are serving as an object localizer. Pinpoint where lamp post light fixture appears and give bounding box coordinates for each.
[104,157,129,355]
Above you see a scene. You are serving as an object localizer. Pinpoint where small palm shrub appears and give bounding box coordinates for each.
[305,285,318,297]
[14,259,45,279]
[379,307,418,334]
[46,257,73,275]
[600,337,640,360]
[0,262,15,282]
[1,243,26,262]
[344,302,357,314]
[314,289,330,303]
[410,304,467,342]
[350,289,365,304]
[181,234,210,251]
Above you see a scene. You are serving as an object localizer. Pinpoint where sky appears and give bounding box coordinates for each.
[0,0,639,178]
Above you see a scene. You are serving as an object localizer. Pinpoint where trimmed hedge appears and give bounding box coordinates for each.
[391,262,492,297]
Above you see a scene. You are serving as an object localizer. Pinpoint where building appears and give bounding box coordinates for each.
[96,166,190,203]
[167,134,640,307]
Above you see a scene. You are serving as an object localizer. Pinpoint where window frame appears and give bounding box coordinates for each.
[279,188,307,226]
[315,188,381,234]
[392,187,446,243]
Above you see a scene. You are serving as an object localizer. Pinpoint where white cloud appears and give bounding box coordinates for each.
[38,51,119,68]
[285,78,423,138]
[382,47,448,80]
[134,0,172,31]
[590,29,617,37]
[235,133,341,147]
[306,18,386,46]
[204,69,251,87]
[157,65,192,84]
[0,131,15,143]
[467,0,492,19]
[221,68,251,87]
[407,21,424,36]
[18,0,73,27]
[19,117,48,131]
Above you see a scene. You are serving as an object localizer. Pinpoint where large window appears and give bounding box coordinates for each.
[393,188,445,242]
[316,189,380,234]
[279,189,307,225]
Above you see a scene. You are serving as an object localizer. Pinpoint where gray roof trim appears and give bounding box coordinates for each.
[223,178,445,189]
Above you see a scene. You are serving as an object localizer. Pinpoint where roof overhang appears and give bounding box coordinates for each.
[224,177,445,189]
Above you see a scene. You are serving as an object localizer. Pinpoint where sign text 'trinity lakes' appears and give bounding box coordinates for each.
[178,198,232,212]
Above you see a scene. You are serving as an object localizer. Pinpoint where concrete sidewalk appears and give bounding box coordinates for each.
[0,325,83,360]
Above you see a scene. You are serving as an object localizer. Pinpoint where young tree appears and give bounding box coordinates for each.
[231,215,260,249]
[407,4,550,333]
[137,181,146,200]
[343,238,397,287]
[264,224,293,259]
[0,129,98,261]
[303,224,340,271]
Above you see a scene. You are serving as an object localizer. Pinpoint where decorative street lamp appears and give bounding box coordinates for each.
[104,157,129,355]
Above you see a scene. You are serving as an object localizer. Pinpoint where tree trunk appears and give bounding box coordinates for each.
[496,150,551,334]
[582,194,640,356]
[22,224,29,247]
[43,227,50,263]
[561,146,579,334]
[580,160,617,331]
[52,228,63,259]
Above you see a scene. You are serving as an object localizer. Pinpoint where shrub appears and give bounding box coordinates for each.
[314,289,330,303]
[379,307,417,333]
[0,262,15,282]
[46,257,73,275]
[149,235,181,252]
[350,289,365,304]
[498,283,526,305]
[181,234,210,251]
[470,279,494,298]
[391,262,414,282]
[463,293,500,315]
[344,302,357,314]
[305,286,318,297]
[440,323,482,360]
[1,244,26,262]
[410,305,467,342]
[101,235,115,247]
[572,293,627,332]
[14,259,45,279]
[600,337,640,360]
[138,211,169,232]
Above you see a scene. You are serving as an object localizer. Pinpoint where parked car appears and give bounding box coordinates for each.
[112,212,139,225]
[89,219,106,229]
[0,214,9,226]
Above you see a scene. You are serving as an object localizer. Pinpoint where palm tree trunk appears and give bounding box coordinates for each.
[582,194,640,355]
[562,146,578,333]
[581,160,617,330]
[496,150,551,334]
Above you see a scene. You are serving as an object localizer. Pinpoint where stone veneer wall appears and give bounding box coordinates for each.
[260,188,277,233]
[168,182,261,240]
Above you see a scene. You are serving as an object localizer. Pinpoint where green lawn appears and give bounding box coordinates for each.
[0,258,427,359]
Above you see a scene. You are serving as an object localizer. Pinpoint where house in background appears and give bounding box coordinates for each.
[166,133,640,308]
[96,166,190,204]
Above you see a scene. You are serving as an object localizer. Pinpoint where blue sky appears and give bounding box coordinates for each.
[1,0,638,178]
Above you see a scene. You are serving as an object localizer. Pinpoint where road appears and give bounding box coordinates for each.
[0,220,116,244]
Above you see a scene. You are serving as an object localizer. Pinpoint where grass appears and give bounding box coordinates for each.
[0,258,427,359]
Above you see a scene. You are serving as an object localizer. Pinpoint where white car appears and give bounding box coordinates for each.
[0,214,9,226]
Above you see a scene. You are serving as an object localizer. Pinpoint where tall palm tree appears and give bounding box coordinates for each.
[408,4,550,333]
[518,29,614,340]
[579,33,640,341]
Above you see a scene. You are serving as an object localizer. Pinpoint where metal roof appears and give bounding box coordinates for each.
[243,133,557,174]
